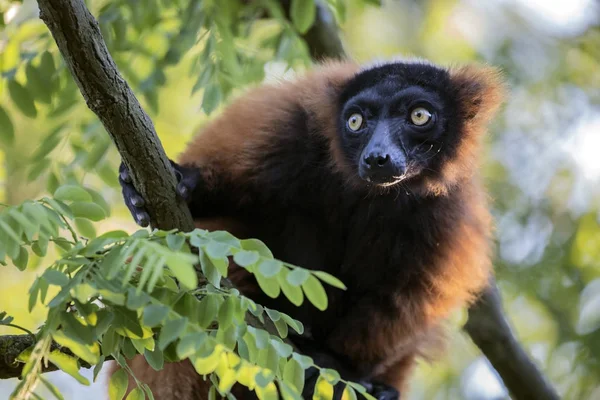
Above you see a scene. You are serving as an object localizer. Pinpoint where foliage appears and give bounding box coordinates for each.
[1,184,357,400]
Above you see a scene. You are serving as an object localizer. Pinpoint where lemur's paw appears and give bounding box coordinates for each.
[170,159,200,202]
[359,381,400,400]
[119,162,150,227]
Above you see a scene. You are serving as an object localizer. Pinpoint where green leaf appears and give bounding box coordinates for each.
[218,295,236,329]
[166,233,185,251]
[270,339,293,358]
[313,271,346,290]
[290,0,316,34]
[255,369,276,388]
[109,368,129,400]
[126,287,151,310]
[143,304,170,327]
[320,368,340,385]
[113,307,146,338]
[48,351,90,385]
[87,187,112,216]
[313,376,334,400]
[255,381,278,400]
[52,330,100,365]
[248,327,270,350]
[1,40,19,73]
[167,253,198,290]
[190,345,223,375]
[240,238,273,258]
[281,313,304,335]
[26,63,52,104]
[158,317,188,350]
[13,246,28,271]
[347,382,367,394]
[40,51,57,85]
[94,309,114,337]
[278,270,304,306]
[197,294,221,328]
[61,312,96,344]
[258,260,282,277]
[33,128,62,160]
[54,185,93,202]
[43,269,69,286]
[28,280,40,312]
[255,272,281,298]
[28,159,52,181]
[75,217,97,239]
[101,328,120,355]
[201,83,222,114]
[264,308,280,323]
[205,241,230,258]
[283,358,305,393]
[192,62,214,94]
[93,356,106,382]
[121,338,137,360]
[8,208,38,242]
[234,250,260,267]
[32,234,48,256]
[70,202,107,221]
[47,171,60,194]
[343,385,358,400]
[8,79,37,118]
[126,386,145,400]
[200,253,221,288]
[144,346,164,371]
[279,381,303,400]
[142,384,155,400]
[208,385,217,400]
[101,246,128,279]
[292,353,313,369]
[176,332,207,359]
[302,274,328,311]
[274,317,289,338]
[0,106,15,146]
[287,268,309,286]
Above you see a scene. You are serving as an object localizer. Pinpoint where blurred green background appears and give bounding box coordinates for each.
[1,0,599,398]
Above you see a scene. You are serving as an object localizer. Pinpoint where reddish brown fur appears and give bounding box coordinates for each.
[109,60,505,399]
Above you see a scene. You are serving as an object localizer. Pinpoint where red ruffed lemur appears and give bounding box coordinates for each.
[114,59,505,400]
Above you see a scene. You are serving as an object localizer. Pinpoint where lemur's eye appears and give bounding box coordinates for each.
[347,113,364,131]
[410,107,432,126]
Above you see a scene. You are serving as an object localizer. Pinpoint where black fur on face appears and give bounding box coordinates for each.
[337,61,462,189]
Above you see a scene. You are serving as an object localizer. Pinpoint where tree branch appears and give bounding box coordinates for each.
[464,282,560,400]
[37,0,194,232]
[0,334,114,379]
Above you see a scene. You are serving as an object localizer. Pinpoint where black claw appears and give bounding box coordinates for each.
[119,161,152,227]
[131,195,145,207]
[119,163,132,183]
[367,382,400,400]
[136,212,150,227]
[177,183,189,199]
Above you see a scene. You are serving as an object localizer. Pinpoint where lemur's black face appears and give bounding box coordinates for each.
[338,62,457,188]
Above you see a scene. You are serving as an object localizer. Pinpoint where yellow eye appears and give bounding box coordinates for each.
[347,113,364,131]
[410,107,432,126]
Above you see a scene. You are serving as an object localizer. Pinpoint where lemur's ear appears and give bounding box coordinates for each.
[449,64,507,125]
